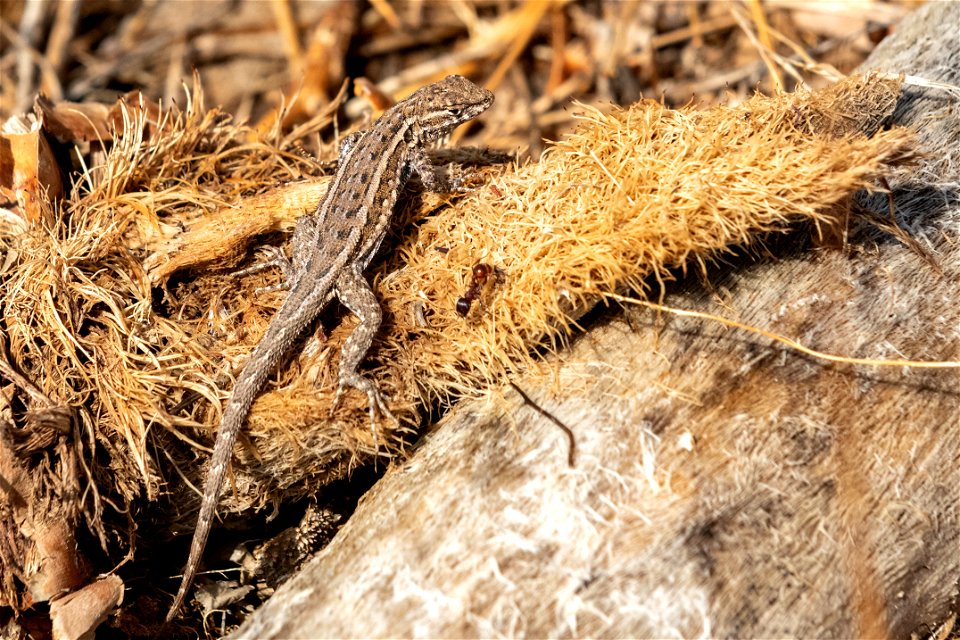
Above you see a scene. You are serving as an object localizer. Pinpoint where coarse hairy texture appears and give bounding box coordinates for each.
[0,78,333,606]
[233,1,959,638]
[220,73,915,525]
[374,74,913,409]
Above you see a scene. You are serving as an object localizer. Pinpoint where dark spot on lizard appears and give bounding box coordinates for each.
[336,228,350,240]
[343,209,357,219]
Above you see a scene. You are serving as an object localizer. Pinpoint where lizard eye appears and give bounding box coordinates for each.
[447,108,464,117]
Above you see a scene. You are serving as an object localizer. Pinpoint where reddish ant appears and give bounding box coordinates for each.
[456,263,497,317]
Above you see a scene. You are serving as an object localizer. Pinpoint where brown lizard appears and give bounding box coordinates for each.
[167,75,494,621]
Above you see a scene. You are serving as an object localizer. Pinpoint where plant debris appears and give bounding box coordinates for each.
[0,0,933,633]
[0,72,915,614]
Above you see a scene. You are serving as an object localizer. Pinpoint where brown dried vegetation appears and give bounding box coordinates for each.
[1,69,916,618]
[0,0,944,635]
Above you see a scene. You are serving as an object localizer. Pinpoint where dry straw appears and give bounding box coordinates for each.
[0,74,919,522]
[373,73,916,427]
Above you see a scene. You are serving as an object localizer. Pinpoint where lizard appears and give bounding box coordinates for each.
[166,75,494,621]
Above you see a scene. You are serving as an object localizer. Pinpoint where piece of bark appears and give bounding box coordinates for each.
[49,575,124,640]
[234,2,959,638]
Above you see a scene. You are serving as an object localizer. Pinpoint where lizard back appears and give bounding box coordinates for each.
[167,75,493,622]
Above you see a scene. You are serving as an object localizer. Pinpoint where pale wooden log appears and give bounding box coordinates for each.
[235,2,959,637]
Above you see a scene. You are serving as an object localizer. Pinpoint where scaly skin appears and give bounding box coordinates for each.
[167,76,494,621]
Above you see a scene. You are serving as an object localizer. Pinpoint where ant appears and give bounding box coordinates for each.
[456,262,497,317]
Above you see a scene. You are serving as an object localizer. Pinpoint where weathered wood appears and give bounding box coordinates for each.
[235,2,959,637]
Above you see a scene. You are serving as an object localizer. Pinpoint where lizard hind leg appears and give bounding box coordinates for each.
[329,266,397,437]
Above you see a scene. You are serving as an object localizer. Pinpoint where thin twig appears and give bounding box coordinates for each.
[608,293,960,369]
[508,381,576,467]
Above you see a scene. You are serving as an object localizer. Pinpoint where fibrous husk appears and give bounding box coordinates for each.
[0,73,915,609]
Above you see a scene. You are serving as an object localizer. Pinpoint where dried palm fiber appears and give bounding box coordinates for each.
[194,73,914,517]
[0,75,914,533]
[374,74,914,409]
[0,86,330,539]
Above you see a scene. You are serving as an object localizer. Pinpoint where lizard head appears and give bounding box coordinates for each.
[403,75,494,143]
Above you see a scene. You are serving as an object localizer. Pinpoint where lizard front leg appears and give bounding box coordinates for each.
[409,146,475,193]
[329,264,396,429]
[233,213,317,293]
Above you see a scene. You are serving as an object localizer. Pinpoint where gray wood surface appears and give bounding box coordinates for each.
[235,2,959,637]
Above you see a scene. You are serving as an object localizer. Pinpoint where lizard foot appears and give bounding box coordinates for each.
[234,246,295,294]
[447,166,487,192]
[330,376,397,440]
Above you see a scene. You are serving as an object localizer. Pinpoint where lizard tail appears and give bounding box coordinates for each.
[166,319,302,621]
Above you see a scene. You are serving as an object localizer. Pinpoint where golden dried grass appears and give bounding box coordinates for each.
[233,75,917,513]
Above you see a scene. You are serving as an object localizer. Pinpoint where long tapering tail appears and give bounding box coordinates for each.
[166,316,307,621]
